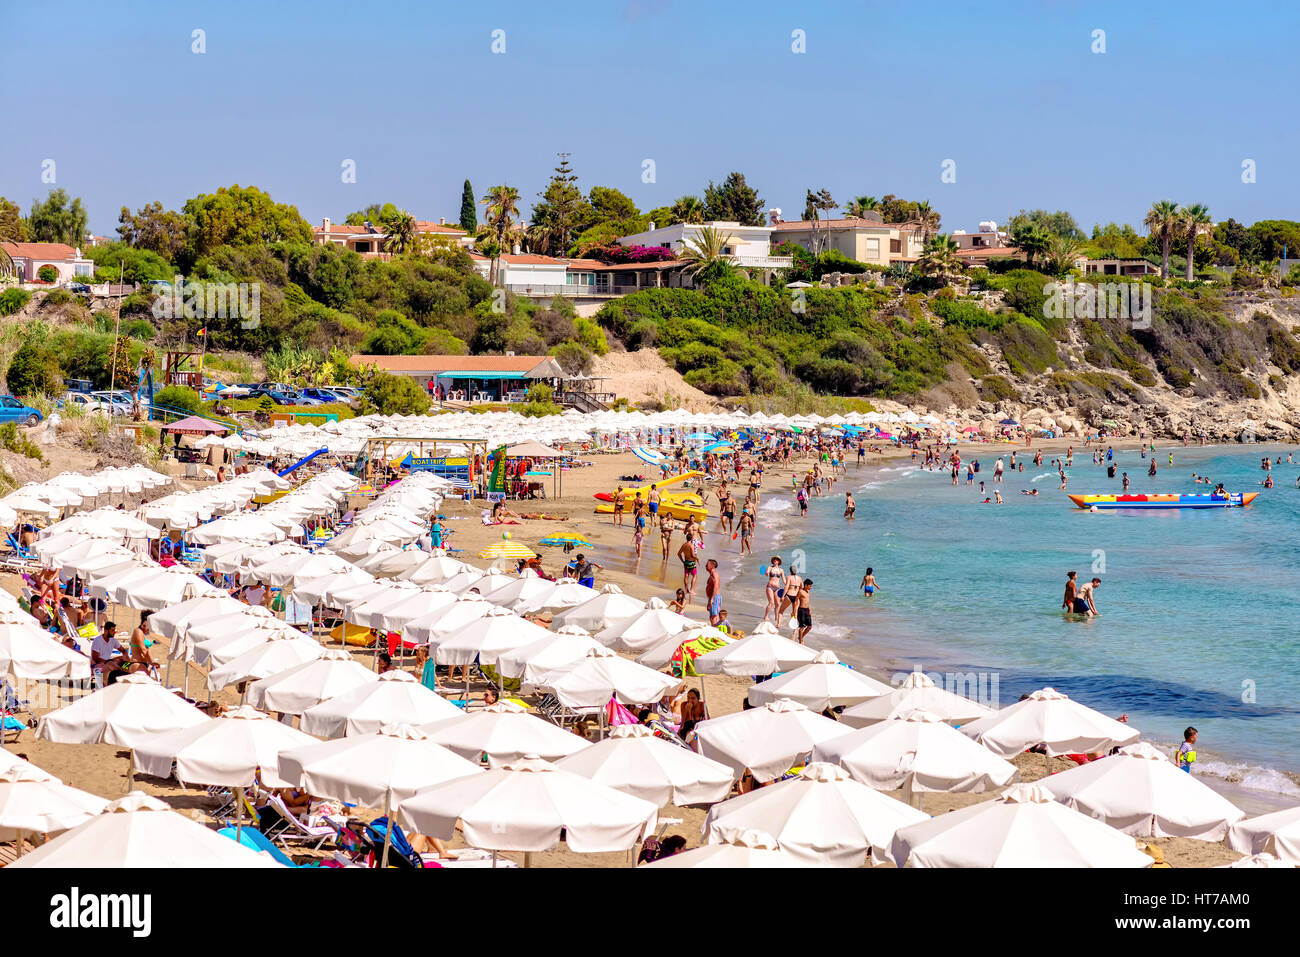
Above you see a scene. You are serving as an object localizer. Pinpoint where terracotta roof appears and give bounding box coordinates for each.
[350,354,553,374]
[1,241,80,260]
[584,260,683,271]
[413,221,467,235]
[956,246,1022,258]
[771,217,908,232]
[314,223,381,236]
[562,258,608,270]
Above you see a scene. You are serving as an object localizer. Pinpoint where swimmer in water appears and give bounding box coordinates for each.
[1021,488,1039,495]
[860,567,880,596]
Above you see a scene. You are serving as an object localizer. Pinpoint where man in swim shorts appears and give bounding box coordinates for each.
[648,484,660,516]
[844,491,855,519]
[705,559,722,624]
[860,567,879,596]
[677,538,699,603]
[795,579,814,644]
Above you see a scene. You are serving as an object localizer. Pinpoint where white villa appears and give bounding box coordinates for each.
[615,220,793,276]
[1,242,95,284]
[769,215,926,267]
[312,217,474,256]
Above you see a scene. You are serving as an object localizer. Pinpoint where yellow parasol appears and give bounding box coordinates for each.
[478,542,538,560]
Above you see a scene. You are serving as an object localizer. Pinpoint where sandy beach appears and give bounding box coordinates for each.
[2,435,1255,868]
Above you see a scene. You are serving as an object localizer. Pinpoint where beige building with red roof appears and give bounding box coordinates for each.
[348,353,565,403]
[312,217,471,256]
[769,216,926,266]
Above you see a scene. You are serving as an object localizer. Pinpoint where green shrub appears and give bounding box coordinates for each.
[154,385,201,413]
[360,371,430,415]
[6,340,63,396]
[37,265,59,283]
[0,422,45,462]
[978,375,1019,401]
[0,288,31,316]
[43,289,72,307]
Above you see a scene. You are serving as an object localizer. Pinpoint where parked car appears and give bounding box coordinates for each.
[60,392,113,416]
[0,395,44,426]
[90,391,133,415]
[299,388,338,404]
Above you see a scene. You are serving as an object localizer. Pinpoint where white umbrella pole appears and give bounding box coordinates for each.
[126,749,135,795]
[524,851,532,869]
[491,849,498,869]
[380,794,392,868]
[15,829,22,857]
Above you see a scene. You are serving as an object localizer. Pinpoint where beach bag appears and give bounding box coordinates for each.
[605,696,640,726]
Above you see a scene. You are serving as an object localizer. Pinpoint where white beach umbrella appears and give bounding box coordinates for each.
[635,625,733,670]
[538,646,679,709]
[0,765,109,844]
[433,608,553,666]
[0,750,57,782]
[1035,744,1245,840]
[746,650,891,711]
[641,829,811,868]
[514,578,598,615]
[398,754,658,855]
[812,709,1019,800]
[550,586,646,633]
[344,581,423,627]
[889,783,1154,868]
[422,702,591,764]
[257,551,354,589]
[278,723,481,807]
[148,594,246,641]
[702,763,927,867]
[694,698,845,782]
[133,705,316,788]
[206,632,326,692]
[555,724,733,807]
[299,670,463,738]
[6,792,282,868]
[187,512,288,545]
[693,630,819,677]
[1219,852,1293,868]
[839,670,996,728]
[190,617,296,669]
[496,630,607,683]
[398,553,474,586]
[110,566,222,611]
[404,596,495,645]
[36,673,207,749]
[354,547,427,578]
[959,687,1140,758]
[1226,805,1300,865]
[292,569,373,607]
[594,601,697,653]
[479,574,557,611]
[246,649,379,715]
[0,617,91,680]
[371,588,456,633]
[279,723,481,867]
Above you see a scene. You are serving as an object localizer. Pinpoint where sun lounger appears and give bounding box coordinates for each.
[218,826,307,867]
[262,795,333,849]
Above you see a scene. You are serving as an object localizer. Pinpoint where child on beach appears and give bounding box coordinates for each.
[860,567,880,596]
[1177,727,1198,773]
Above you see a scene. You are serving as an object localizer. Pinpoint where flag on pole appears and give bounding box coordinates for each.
[197,327,206,336]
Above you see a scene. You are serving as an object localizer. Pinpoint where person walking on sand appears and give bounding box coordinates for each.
[778,574,803,623]
[763,557,786,623]
[612,486,625,527]
[647,483,660,518]
[705,559,722,625]
[1176,727,1198,773]
[677,538,699,604]
[737,509,754,556]
[659,513,675,560]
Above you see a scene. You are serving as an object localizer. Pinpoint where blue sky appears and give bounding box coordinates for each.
[4,0,1299,236]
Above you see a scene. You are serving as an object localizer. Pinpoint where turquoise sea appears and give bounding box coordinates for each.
[749,444,1300,806]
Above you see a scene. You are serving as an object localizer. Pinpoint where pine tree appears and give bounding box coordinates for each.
[459,180,476,233]
[531,153,586,255]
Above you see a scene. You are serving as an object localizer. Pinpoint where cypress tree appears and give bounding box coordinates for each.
[459,180,476,232]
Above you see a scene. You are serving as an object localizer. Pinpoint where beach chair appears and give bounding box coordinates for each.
[262,795,333,849]
[1,678,37,734]
[362,817,439,869]
[0,534,39,573]
[217,826,309,867]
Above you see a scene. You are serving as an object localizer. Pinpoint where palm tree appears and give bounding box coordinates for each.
[669,195,705,225]
[480,185,521,284]
[1045,235,1086,277]
[679,226,736,280]
[1180,203,1212,281]
[916,234,963,285]
[1010,223,1050,268]
[843,195,880,219]
[912,200,941,241]
[381,212,415,255]
[1144,200,1181,279]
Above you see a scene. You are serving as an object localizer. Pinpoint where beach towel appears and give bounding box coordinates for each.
[605,696,640,726]
[670,635,730,678]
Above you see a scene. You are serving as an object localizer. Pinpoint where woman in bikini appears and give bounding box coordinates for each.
[763,556,786,623]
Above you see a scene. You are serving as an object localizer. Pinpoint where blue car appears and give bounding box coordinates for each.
[0,395,44,426]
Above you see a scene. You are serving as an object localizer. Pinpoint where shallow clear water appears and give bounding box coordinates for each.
[762,444,1300,801]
